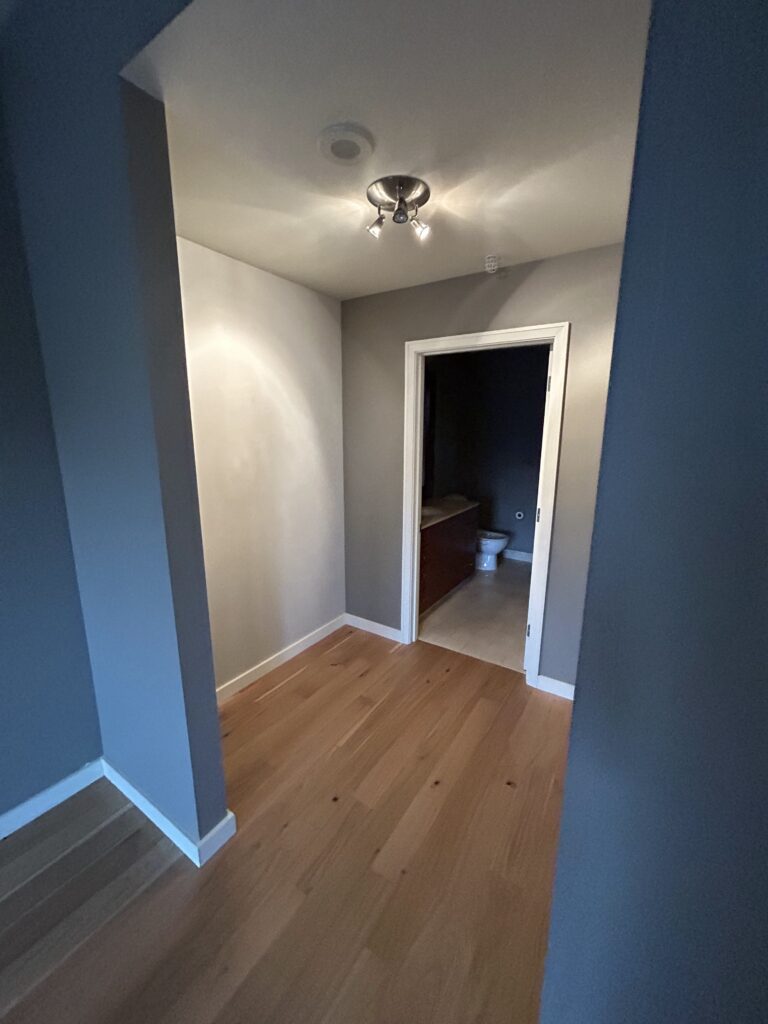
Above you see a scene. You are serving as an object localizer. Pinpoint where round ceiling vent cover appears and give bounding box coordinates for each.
[318,123,375,165]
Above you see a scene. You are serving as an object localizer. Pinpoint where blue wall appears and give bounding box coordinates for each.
[426,346,549,552]
[1,0,228,840]
[541,0,768,1019]
[0,100,101,815]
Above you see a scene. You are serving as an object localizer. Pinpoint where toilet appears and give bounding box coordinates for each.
[475,530,509,571]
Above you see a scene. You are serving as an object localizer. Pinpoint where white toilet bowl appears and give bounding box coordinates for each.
[475,530,509,571]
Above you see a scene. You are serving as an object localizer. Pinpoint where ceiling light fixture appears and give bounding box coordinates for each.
[393,196,410,224]
[410,216,430,240]
[365,175,431,240]
[366,209,385,238]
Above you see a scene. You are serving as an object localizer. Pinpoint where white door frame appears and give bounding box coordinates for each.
[400,322,570,690]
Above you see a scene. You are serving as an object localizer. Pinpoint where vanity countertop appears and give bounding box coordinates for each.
[421,496,480,530]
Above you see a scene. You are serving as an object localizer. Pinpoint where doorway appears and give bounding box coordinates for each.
[400,323,571,697]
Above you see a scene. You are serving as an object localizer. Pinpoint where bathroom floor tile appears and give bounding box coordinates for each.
[418,559,531,671]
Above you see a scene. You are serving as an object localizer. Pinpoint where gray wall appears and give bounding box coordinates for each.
[427,347,549,552]
[177,239,346,692]
[0,99,101,817]
[122,85,227,836]
[1,1,227,842]
[342,243,622,684]
[540,0,768,1020]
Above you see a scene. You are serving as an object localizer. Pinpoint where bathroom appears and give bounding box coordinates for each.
[418,344,549,671]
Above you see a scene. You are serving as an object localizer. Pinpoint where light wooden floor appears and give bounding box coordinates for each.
[420,559,531,671]
[0,780,179,1015]
[3,628,571,1024]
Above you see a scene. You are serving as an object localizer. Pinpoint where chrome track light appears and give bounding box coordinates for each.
[366,209,385,238]
[410,215,430,241]
[364,175,431,239]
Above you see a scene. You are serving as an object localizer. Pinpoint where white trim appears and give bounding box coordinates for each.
[101,760,237,867]
[526,674,575,701]
[503,548,533,563]
[0,760,103,840]
[195,810,238,865]
[0,759,237,867]
[401,323,570,691]
[343,613,405,643]
[216,614,347,703]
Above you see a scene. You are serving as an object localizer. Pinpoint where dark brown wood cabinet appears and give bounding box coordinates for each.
[419,505,479,615]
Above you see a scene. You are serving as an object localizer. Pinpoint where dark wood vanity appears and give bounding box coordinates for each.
[419,499,479,615]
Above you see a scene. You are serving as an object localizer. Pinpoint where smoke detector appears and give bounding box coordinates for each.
[484,254,499,274]
[318,123,375,165]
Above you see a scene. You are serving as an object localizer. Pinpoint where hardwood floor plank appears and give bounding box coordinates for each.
[371,696,500,881]
[128,869,306,1024]
[219,627,356,716]
[0,780,128,900]
[0,829,178,1016]
[3,629,571,1024]
[0,805,141,937]
[0,813,162,974]
[366,681,529,964]
[350,648,494,807]
[220,628,362,750]
[319,947,388,1024]
[213,807,395,1024]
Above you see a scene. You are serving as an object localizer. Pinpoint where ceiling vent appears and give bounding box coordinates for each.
[318,123,375,165]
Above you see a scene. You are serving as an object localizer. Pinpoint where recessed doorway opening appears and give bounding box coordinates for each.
[401,323,572,699]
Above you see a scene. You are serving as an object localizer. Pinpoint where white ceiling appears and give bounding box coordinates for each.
[125,0,650,300]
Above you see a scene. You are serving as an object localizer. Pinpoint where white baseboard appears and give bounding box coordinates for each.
[216,613,406,707]
[343,613,405,644]
[0,759,103,841]
[101,760,236,867]
[0,758,236,867]
[527,673,575,701]
[216,614,347,703]
[0,757,234,868]
[195,809,238,866]
[504,548,533,563]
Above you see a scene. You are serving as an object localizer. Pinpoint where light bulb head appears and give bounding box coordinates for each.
[366,212,385,238]
[411,216,431,240]
[392,196,409,224]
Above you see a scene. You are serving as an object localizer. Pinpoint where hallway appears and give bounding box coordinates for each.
[4,627,570,1024]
